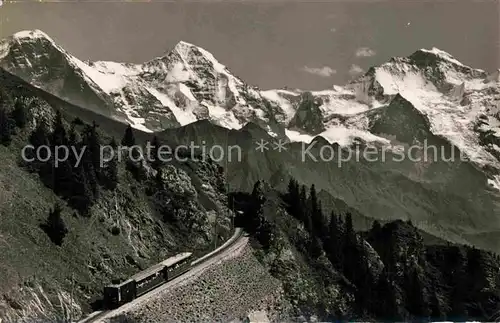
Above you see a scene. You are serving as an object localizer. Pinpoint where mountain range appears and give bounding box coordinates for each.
[2,29,500,253]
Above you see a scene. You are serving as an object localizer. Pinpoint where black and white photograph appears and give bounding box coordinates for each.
[0,0,499,322]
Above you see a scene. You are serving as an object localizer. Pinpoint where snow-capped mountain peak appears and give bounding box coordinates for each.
[418,47,468,67]
[2,30,500,177]
[12,29,54,43]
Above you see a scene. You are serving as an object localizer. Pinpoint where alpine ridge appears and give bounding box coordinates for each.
[1,29,500,183]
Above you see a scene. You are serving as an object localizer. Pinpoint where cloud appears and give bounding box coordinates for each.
[355,47,376,57]
[301,66,337,77]
[349,64,364,76]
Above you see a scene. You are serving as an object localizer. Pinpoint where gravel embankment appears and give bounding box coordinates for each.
[111,245,292,322]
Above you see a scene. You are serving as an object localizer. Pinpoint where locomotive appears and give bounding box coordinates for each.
[103,252,193,308]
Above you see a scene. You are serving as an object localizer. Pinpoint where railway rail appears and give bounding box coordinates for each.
[77,227,245,323]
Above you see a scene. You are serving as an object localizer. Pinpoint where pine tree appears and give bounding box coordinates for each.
[405,268,429,318]
[83,154,99,199]
[26,122,50,170]
[54,158,74,196]
[0,106,14,145]
[299,185,307,224]
[309,184,319,216]
[70,164,94,216]
[449,247,467,319]
[466,246,482,275]
[41,203,68,246]
[51,110,67,146]
[82,122,101,174]
[342,212,358,282]
[372,219,382,234]
[308,185,325,238]
[354,252,374,314]
[287,178,299,201]
[121,124,136,147]
[328,211,344,270]
[286,178,300,219]
[465,246,482,313]
[102,137,119,190]
[50,111,73,195]
[376,269,400,320]
[310,236,323,259]
[345,213,355,242]
[11,98,27,129]
[429,289,445,320]
[30,122,50,148]
[150,135,162,170]
[251,180,265,205]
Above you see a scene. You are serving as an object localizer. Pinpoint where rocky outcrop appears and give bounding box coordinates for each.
[288,92,325,135]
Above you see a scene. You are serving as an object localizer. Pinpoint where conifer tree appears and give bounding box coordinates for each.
[402,267,429,318]
[309,184,319,215]
[51,110,67,146]
[41,203,68,246]
[27,122,50,172]
[0,106,14,145]
[299,185,307,223]
[30,121,50,148]
[12,98,27,129]
[449,247,467,318]
[287,178,298,199]
[429,289,445,320]
[308,184,325,237]
[328,211,344,270]
[75,122,100,200]
[345,212,355,241]
[286,178,300,219]
[376,269,400,320]
[342,212,359,282]
[70,164,94,216]
[102,137,119,190]
[121,124,136,147]
[371,220,382,236]
[82,122,101,175]
[150,135,162,170]
[51,111,73,195]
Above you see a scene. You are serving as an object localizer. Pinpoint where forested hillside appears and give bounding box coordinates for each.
[232,180,500,321]
[0,73,233,322]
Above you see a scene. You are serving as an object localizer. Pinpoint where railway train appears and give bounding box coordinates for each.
[103,252,193,308]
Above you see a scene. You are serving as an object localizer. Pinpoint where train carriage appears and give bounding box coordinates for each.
[162,252,193,281]
[103,252,193,309]
[131,262,167,297]
[103,279,135,308]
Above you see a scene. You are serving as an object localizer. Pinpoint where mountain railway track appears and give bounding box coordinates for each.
[77,228,245,323]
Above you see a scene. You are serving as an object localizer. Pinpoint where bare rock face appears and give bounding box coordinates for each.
[288,92,325,135]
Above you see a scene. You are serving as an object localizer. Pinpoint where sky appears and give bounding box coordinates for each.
[0,0,498,90]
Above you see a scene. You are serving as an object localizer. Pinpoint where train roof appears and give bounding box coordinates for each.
[105,278,134,289]
[162,252,192,267]
[130,252,193,283]
[105,252,193,287]
[130,262,164,282]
